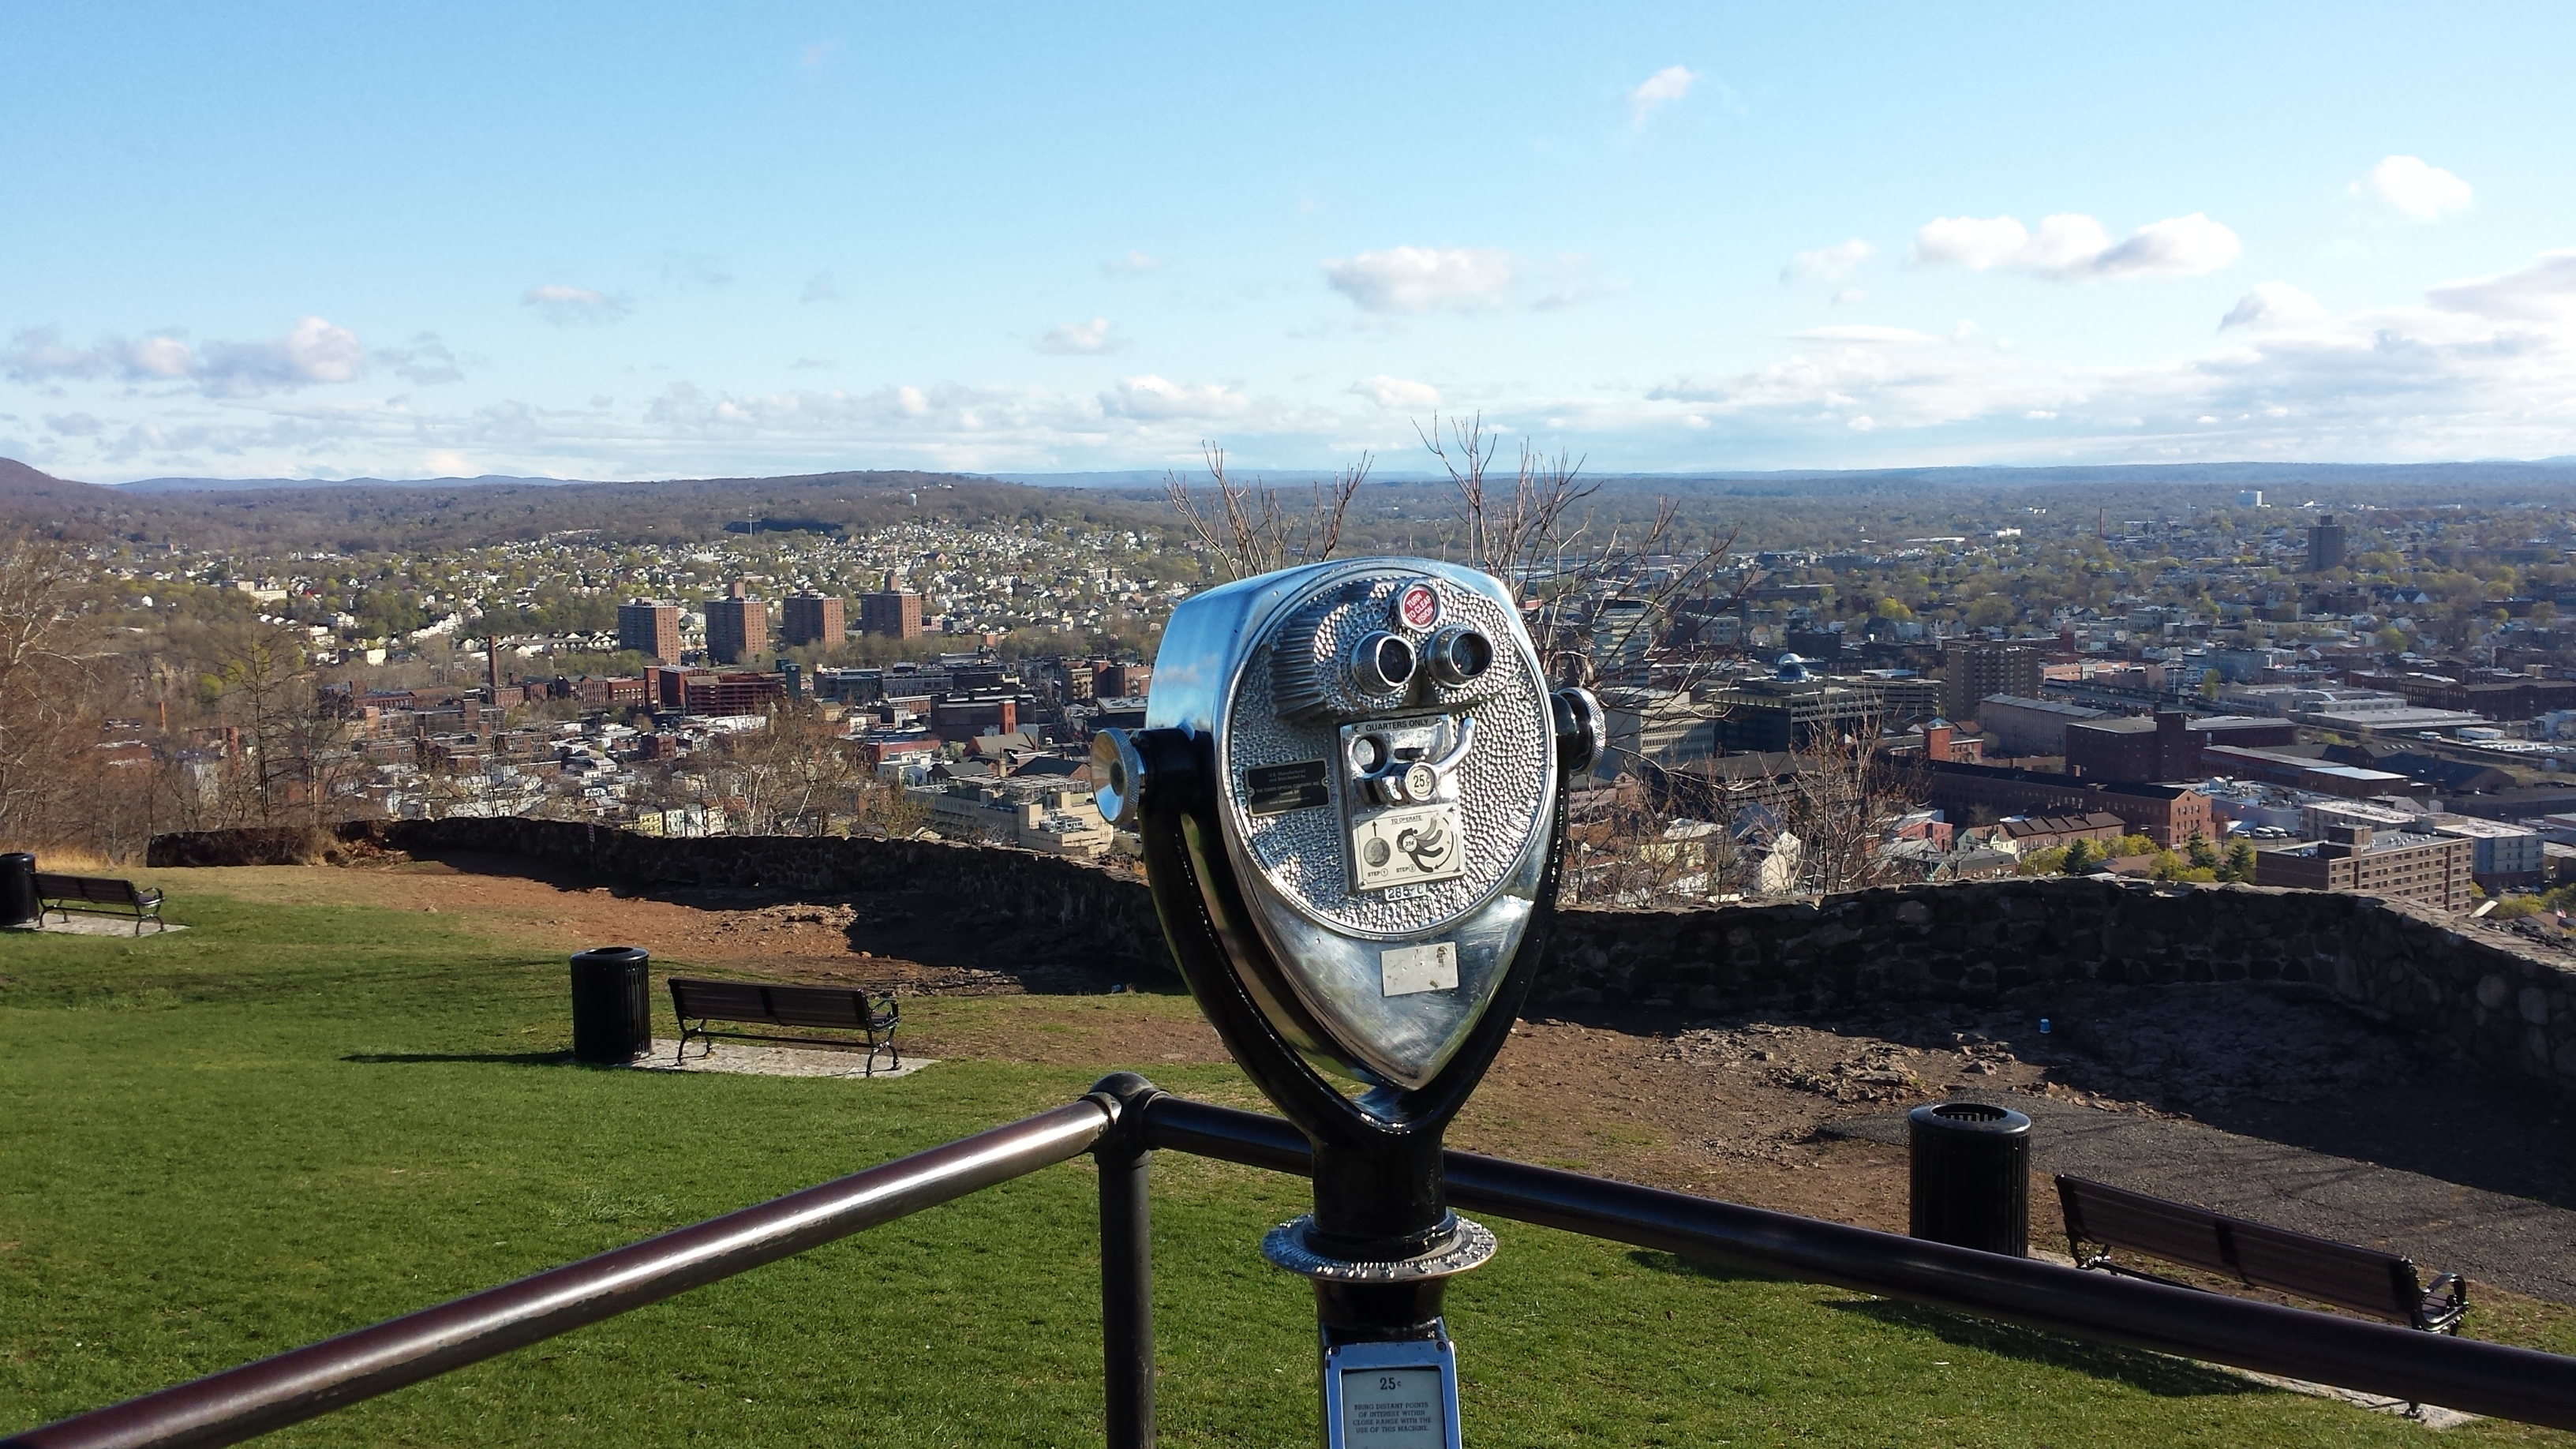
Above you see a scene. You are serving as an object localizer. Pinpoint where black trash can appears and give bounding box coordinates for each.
[569,945,652,1064]
[0,852,38,929]
[1908,1100,2032,1256]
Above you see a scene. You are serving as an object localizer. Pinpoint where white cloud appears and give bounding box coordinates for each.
[1911,212,2239,280]
[3,317,363,397]
[2354,155,2472,223]
[1323,246,1515,313]
[1634,242,2576,463]
[1627,65,1697,125]
[127,336,197,378]
[1350,375,1441,409]
[1035,318,1120,354]
[1782,239,1874,285]
[522,284,631,325]
[2424,248,2576,321]
[1100,374,1251,421]
[2220,282,2327,330]
[3,327,193,384]
[1911,215,2034,272]
[1831,287,1866,306]
[2091,214,2242,279]
[376,333,463,385]
[193,316,365,397]
[800,272,840,303]
[1786,325,1938,345]
[1101,250,1163,275]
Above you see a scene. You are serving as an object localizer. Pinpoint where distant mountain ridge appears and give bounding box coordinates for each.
[111,472,601,494]
[993,458,2576,495]
[10,455,2576,499]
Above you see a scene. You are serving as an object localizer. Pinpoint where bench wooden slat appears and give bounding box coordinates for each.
[2059,1178,2240,1279]
[762,987,872,1032]
[2057,1174,2464,1333]
[2230,1227,2423,1323]
[670,980,769,1019]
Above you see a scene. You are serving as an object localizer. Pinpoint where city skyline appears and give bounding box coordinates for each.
[6,2,2575,482]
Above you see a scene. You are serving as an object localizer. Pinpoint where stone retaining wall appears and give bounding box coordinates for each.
[144,820,2576,1095]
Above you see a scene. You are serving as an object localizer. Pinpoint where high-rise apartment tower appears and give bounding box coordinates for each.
[780,593,845,648]
[705,582,769,665]
[616,601,681,662]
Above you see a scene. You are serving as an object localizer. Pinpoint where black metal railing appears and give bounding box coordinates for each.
[11,1075,2576,1449]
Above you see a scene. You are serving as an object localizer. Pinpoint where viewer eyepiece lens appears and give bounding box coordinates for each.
[1353,631,1416,695]
[1427,627,1494,686]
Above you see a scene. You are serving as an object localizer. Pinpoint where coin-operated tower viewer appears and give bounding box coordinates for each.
[1095,558,1601,1448]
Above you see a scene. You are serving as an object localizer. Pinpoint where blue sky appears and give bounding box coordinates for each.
[6,2,2576,481]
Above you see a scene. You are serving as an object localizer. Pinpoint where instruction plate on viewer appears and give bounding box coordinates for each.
[1351,803,1466,891]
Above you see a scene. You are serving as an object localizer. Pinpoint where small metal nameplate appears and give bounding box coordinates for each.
[1245,760,1331,814]
[1380,942,1458,997]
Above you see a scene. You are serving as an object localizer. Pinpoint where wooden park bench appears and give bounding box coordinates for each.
[2057,1174,2466,1334]
[668,976,901,1076]
[32,872,167,934]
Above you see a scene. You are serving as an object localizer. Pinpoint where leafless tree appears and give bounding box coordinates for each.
[0,534,103,849]
[1755,710,1926,897]
[184,620,354,829]
[1416,411,1747,696]
[1562,780,1750,906]
[1163,444,1369,579]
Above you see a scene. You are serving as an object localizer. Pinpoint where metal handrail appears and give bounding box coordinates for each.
[2,1099,1114,1449]
[1140,1094,2576,1432]
[13,1083,2576,1449]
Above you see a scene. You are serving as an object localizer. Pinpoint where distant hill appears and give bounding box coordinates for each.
[1009,458,2576,496]
[0,459,1172,551]
[0,457,107,499]
[111,473,606,494]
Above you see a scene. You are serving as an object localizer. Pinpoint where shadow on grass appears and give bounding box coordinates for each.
[1627,1249,1792,1284]
[1825,1297,2266,1398]
[342,1050,577,1067]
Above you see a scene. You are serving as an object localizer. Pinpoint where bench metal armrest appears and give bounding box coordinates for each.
[2420,1272,2469,1334]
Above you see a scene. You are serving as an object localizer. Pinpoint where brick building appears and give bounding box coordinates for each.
[858,590,925,639]
[616,601,680,662]
[2065,711,2297,782]
[1703,672,1945,753]
[1997,812,2130,852]
[1095,663,1151,698]
[930,698,1019,739]
[779,593,845,649]
[2347,671,2576,722]
[1977,695,2108,757]
[705,584,768,665]
[681,671,787,717]
[2255,824,2473,912]
[1941,641,2044,723]
[1922,759,2211,847]
[2198,744,2432,801]
[570,676,647,709]
[2427,814,2546,889]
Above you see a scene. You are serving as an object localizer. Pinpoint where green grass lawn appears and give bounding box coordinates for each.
[4,887,2571,1447]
